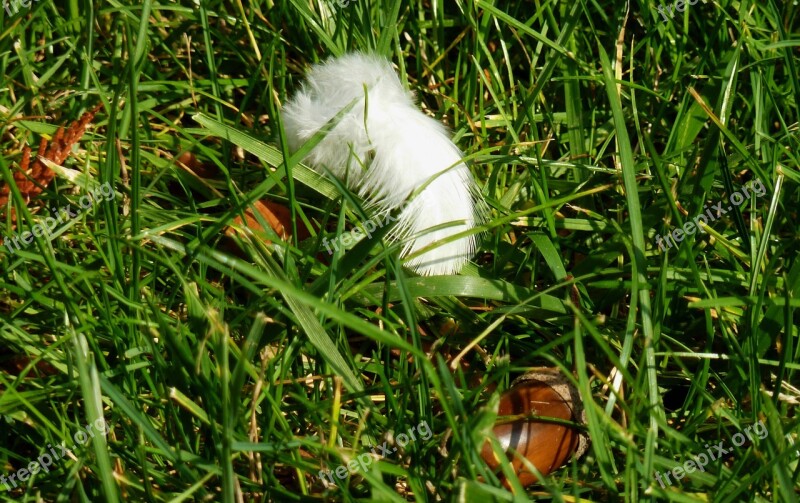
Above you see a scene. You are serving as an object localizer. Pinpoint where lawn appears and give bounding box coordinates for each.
[0,0,798,501]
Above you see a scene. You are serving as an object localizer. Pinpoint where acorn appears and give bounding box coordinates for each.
[480,368,588,487]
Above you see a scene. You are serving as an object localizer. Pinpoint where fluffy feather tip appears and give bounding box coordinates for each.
[281,53,483,275]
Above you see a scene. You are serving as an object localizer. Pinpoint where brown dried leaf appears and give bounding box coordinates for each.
[226,199,297,242]
[0,104,103,217]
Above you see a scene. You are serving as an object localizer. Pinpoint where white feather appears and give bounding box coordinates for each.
[281,52,483,275]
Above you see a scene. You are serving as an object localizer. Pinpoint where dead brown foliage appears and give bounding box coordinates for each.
[0,104,103,217]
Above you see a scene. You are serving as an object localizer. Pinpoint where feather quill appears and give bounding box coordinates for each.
[281,53,483,275]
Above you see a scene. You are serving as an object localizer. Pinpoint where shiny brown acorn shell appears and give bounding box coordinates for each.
[480,368,588,488]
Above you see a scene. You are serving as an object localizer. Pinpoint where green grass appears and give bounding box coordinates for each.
[1,0,798,501]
